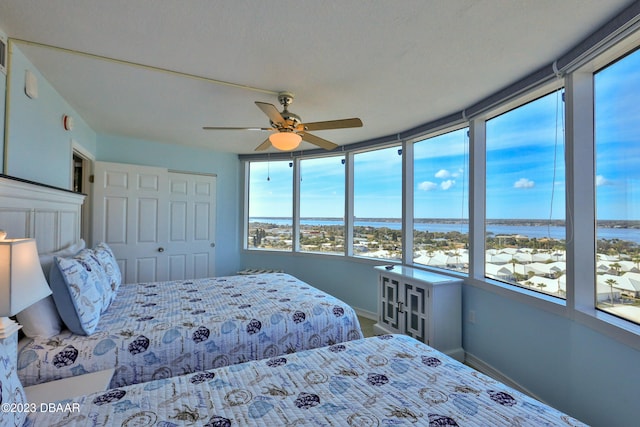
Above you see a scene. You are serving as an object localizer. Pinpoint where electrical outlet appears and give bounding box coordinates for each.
[468,310,476,324]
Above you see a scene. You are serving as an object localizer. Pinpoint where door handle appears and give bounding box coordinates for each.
[210,242,216,248]
[158,247,165,252]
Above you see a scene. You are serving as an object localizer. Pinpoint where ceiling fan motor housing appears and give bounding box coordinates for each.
[275,92,301,129]
[277,91,295,108]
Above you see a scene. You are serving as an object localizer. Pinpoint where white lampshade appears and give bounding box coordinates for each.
[269,132,302,151]
[0,238,51,337]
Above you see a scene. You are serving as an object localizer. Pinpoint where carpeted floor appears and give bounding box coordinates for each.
[358,315,376,337]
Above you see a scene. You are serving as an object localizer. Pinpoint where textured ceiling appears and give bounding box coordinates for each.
[0,0,635,154]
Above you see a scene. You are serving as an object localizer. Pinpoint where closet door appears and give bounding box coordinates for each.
[93,162,216,283]
[166,171,216,280]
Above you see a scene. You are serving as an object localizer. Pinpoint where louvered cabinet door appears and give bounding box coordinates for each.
[373,265,464,362]
[379,274,402,334]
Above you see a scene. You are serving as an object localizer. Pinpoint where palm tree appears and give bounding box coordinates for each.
[610,262,622,276]
[605,278,618,306]
[556,271,565,296]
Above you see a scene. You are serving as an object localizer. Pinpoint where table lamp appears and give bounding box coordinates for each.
[0,234,52,338]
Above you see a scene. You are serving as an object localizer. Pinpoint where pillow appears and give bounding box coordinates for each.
[93,242,122,308]
[15,297,64,338]
[0,333,27,427]
[16,240,86,338]
[39,239,86,282]
[49,249,109,335]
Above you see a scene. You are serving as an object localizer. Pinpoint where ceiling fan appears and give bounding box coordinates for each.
[203,92,363,151]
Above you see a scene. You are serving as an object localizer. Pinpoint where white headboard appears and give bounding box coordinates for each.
[0,175,85,254]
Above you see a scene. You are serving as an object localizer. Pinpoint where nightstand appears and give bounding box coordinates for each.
[24,369,115,404]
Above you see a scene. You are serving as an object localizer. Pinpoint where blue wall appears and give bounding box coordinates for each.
[3,37,639,427]
[97,134,241,276]
[1,44,242,276]
[242,250,640,426]
[241,251,380,316]
[462,284,640,426]
[4,45,96,187]
[0,35,5,170]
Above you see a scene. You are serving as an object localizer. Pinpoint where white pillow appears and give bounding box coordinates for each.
[15,296,64,338]
[39,239,86,282]
[16,240,85,338]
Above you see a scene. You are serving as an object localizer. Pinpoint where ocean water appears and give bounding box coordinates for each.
[250,218,640,244]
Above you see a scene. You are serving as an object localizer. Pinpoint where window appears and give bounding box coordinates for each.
[595,48,640,324]
[299,156,345,254]
[485,91,566,297]
[353,146,402,260]
[413,128,469,272]
[247,160,293,251]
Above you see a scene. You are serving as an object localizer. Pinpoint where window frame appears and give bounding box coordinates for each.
[483,89,567,297]
[240,29,640,350]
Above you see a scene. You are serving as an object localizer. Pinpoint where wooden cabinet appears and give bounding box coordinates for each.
[373,265,463,361]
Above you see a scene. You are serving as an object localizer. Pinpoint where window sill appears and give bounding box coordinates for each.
[241,249,640,349]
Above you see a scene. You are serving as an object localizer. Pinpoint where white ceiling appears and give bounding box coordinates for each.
[0,0,634,154]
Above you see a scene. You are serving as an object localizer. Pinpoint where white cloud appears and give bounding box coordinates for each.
[418,181,438,191]
[596,175,613,186]
[435,169,450,179]
[441,180,455,190]
[514,178,535,189]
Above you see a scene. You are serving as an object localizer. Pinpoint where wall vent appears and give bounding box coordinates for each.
[0,35,6,75]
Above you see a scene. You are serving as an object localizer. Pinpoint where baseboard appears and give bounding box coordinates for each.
[353,307,377,321]
[464,352,546,404]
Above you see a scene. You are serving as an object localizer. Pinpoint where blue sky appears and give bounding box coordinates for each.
[485,90,566,220]
[250,49,639,222]
[595,48,640,220]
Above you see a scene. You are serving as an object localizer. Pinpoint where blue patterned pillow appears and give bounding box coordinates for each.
[93,242,122,309]
[49,249,108,335]
[0,333,27,426]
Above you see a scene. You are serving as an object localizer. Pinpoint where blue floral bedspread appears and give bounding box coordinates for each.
[17,273,363,388]
[24,334,586,426]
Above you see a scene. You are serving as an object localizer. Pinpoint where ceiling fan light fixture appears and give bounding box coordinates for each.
[269,131,302,151]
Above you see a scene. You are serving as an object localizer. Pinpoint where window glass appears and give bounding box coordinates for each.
[353,146,403,260]
[485,91,566,297]
[595,48,640,324]
[413,128,469,272]
[299,156,345,254]
[247,160,293,251]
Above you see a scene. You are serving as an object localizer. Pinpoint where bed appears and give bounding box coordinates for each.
[13,334,586,426]
[17,272,363,388]
[0,175,362,389]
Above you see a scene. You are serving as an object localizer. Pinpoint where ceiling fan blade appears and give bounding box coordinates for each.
[255,102,286,125]
[302,118,363,131]
[202,126,272,131]
[300,132,338,150]
[255,138,272,151]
